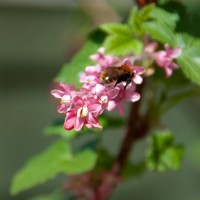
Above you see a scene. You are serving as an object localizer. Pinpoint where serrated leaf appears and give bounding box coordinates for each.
[64,149,97,174]
[146,130,184,172]
[177,56,200,85]
[128,5,155,35]
[104,35,143,56]
[55,30,105,87]
[139,4,155,21]
[11,141,72,195]
[149,7,179,30]
[142,21,175,45]
[174,34,200,85]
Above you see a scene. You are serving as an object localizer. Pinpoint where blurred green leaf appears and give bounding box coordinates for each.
[11,141,97,195]
[146,130,184,172]
[64,149,97,174]
[55,30,106,88]
[121,161,146,179]
[44,124,77,140]
[11,141,72,195]
[95,148,115,171]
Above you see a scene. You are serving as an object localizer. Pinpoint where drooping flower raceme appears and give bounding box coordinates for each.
[51,48,145,131]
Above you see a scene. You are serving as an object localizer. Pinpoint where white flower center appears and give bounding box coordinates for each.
[61,95,71,104]
[99,96,108,104]
[78,106,89,117]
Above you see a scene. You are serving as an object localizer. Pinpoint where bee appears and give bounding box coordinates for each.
[100,65,134,89]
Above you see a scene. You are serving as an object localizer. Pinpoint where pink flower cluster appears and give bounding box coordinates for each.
[51,48,144,131]
[64,168,121,200]
[155,44,182,77]
[144,42,182,77]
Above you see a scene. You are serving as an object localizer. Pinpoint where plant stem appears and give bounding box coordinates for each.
[116,81,149,171]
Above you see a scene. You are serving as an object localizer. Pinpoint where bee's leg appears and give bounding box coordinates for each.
[124,78,132,89]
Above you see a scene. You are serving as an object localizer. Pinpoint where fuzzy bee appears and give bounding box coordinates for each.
[100,65,134,89]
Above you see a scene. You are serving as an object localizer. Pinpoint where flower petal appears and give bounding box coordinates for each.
[107,100,117,111]
[127,92,140,102]
[87,113,102,129]
[51,89,65,98]
[107,88,120,99]
[64,113,76,130]
[133,74,143,84]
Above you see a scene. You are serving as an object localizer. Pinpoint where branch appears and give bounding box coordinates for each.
[116,81,149,170]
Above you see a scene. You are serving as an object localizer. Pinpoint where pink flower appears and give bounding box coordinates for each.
[51,48,145,131]
[144,42,158,54]
[64,96,102,131]
[114,84,140,115]
[51,82,75,113]
[90,47,116,67]
[89,84,120,115]
[155,44,182,77]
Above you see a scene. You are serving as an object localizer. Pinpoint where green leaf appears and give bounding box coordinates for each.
[55,30,106,87]
[148,7,179,30]
[11,141,97,195]
[175,34,200,85]
[100,23,132,37]
[128,5,178,39]
[142,22,175,45]
[64,149,97,174]
[140,6,178,44]
[11,141,72,195]
[128,5,155,35]
[104,35,143,56]
[146,130,184,172]
[100,22,143,56]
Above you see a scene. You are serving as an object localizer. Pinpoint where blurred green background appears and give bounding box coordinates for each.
[1,0,200,199]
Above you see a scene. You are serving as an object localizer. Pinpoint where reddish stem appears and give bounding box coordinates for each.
[135,0,157,7]
[116,81,149,170]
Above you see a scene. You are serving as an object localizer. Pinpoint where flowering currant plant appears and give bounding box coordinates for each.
[11,1,200,200]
